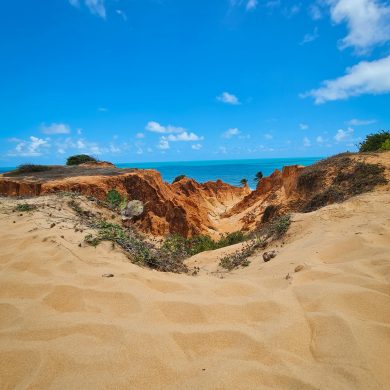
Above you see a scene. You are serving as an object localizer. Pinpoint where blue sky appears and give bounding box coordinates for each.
[1,0,390,165]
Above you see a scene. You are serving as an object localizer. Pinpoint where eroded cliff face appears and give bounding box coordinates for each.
[0,169,250,237]
[2,152,388,237]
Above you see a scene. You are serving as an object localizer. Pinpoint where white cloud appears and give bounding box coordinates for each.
[334,127,354,142]
[69,0,106,19]
[136,132,145,139]
[192,143,202,150]
[164,132,204,142]
[303,136,311,147]
[347,118,377,126]
[246,0,258,10]
[40,122,71,135]
[326,0,390,53]
[264,133,273,139]
[9,136,50,157]
[145,121,185,134]
[300,27,319,45]
[300,123,309,130]
[302,55,390,104]
[316,136,324,143]
[222,128,241,138]
[217,92,241,105]
[158,139,170,150]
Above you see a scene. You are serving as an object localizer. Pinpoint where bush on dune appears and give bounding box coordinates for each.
[359,130,390,152]
[66,154,97,166]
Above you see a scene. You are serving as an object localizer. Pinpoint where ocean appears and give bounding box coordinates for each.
[118,157,322,189]
[1,157,322,189]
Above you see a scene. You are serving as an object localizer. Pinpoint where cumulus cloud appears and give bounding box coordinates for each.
[302,55,390,103]
[264,133,273,139]
[217,92,241,105]
[8,136,50,157]
[326,0,390,53]
[347,118,377,126]
[191,143,202,150]
[40,122,71,135]
[334,127,354,142]
[165,132,204,142]
[303,136,311,147]
[145,121,185,134]
[299,123,309,130]
[69,0,106,19]
[222,128,241,138]
[316,136,324,143]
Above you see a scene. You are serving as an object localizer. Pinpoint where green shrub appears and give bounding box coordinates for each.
[217,231,246,247]
[240,178,248,186]
[14,203,36,212]
[269,215,291,238]
[106,189,122,209]
[188,235,216,255]
[359,131,390,152]
[66,154,97,166]
[380,139,390,151]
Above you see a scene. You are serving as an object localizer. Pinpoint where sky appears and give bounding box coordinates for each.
[0,0,390,165]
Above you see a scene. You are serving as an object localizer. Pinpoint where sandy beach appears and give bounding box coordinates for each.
[0,188,389,389]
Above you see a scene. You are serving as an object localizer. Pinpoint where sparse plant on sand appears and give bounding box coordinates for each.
[106,189,122,209]
[14,203,37,212]
[219,239,264,270]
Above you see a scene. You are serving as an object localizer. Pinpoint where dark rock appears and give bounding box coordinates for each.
[102,273,114,278]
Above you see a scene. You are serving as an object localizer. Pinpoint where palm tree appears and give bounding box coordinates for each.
[240,178,248,187]
[254,171,263,184]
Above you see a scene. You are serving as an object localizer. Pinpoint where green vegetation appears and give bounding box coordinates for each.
[84,221,188,273]
[162,231,247,258]
[14,203,37,212]
[254,171,263,184]
[240,178,248,186]
[173,175,186,183]
[14,164,51,174]
[380,139,390,151]
[359,131,390,152]
[106,189,122,209]
[219,239,264,270]
[66,154,97,166]
[269,215,291,238]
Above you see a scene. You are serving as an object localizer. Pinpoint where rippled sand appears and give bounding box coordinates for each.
[0,191,389,389]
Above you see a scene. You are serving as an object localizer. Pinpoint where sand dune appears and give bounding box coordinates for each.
[0,190,389,389]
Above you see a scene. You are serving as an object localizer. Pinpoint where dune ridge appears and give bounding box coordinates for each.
[0,187,389,389]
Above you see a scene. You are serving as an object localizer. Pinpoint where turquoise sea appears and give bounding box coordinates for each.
[1,157,322,189]
[118,157,322,189]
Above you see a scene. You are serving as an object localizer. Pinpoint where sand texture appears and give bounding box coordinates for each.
[0,190,389,389]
